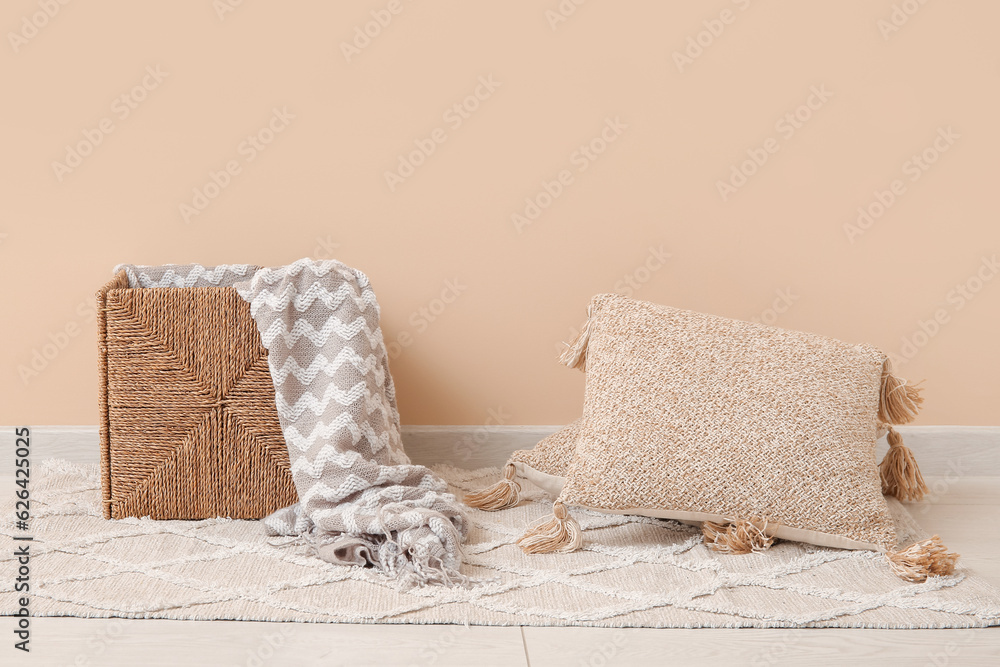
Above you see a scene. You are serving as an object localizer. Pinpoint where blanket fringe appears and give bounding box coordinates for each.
[516,502,583,554]
[878,359,924,425]
[464,464,521,511]
[880,425,928,502]
[886,535,960,583]
[558,311,592,371]
[702,517,776,555]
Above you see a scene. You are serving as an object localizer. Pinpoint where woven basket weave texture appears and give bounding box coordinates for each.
[97,271,296,520]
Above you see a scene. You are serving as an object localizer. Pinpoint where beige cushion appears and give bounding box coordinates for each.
[557,293,898,551]
[509,420,579,497]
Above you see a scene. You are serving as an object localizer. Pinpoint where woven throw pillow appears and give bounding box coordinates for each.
[465,420,580,510]
[517,294,956,583]
[468,418,892,514]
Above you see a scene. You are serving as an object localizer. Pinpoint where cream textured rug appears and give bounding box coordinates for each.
[3,459,1000,628]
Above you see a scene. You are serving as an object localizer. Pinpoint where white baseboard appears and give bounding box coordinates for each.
[3,425,999,476]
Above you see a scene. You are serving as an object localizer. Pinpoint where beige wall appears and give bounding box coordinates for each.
[2,1,998,426]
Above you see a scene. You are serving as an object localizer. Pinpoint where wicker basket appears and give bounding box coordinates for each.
[97,270,297,520]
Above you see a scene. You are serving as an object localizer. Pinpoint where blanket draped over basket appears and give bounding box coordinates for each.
[116,260,467,587]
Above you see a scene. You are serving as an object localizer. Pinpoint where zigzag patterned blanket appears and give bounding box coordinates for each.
[116,260,467,587]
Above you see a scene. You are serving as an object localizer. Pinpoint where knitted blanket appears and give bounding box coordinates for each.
[115,260,467,587]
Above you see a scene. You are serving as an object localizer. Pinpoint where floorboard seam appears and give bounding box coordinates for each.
[520,626,532,667]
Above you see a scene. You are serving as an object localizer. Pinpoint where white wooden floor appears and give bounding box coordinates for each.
[5,428,1000,665]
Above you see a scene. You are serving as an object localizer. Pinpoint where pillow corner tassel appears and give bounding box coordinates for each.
[464,463,521,511]
[516,502,583,554]
[703,517,777,555]
[879,425,929,502]
[878,359,925,425]
[886,535,960,583]
[558,311,592,371]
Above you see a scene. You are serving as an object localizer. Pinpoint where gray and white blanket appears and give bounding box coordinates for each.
[116,259,467,587]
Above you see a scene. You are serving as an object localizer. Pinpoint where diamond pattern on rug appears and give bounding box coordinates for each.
[1,459,999,628]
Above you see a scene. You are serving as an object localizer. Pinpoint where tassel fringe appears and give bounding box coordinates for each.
[879,425,928,502]
[558,311,592,371]
[886,535,960,583]
[702,517,777,555]
[516,502,583,554]
[878,359,924,425]
[464,464,521,511]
